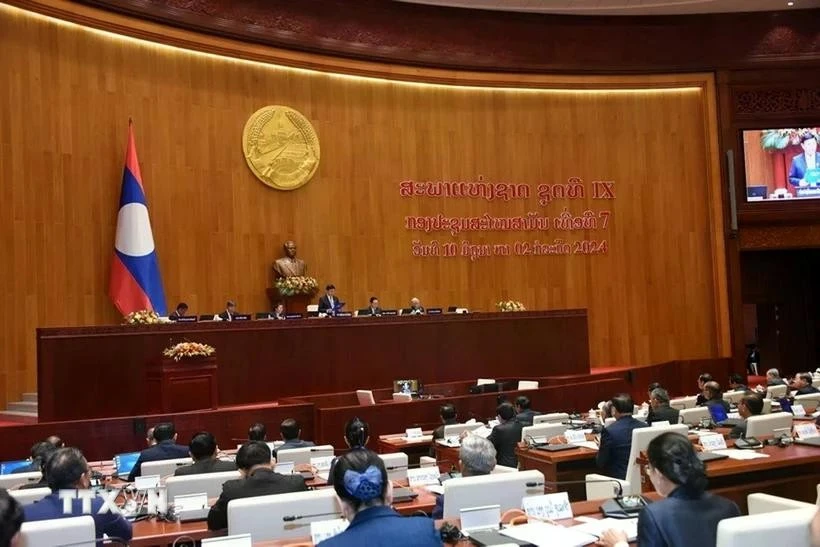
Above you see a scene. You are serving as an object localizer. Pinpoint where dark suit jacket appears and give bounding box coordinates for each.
[596,416,649,480]
[796,385,820,395]
[273,439,315,458]
[729,419,748,439]
[174,458,236,476]
[128,440,191,481]
[318,294,340,313]
[636,488,740,547]
[318,505,440,547]
[646,405,680,425]
[515,409,541,427]
[767,378,787,387]
[487,420,523,468]
[24,492,133,541]
[790,153,819,186]
[217,310,235,321]
[207,467,308,530]
[359,307,383,317]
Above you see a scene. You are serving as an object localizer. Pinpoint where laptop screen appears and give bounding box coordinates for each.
[113,452,141,476]
[708,404,728,423]
[0,460,32,475]
[778,397,794,414]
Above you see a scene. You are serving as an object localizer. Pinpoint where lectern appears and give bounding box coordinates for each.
[146,356,219,413]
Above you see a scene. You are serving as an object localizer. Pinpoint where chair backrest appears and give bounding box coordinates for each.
[227,488,341,541]
[678,406,711,425]
[716,507,814,547]
[442,469,544,518]
[476,378,495,386]
[747,493,816,515]
[623,424,689,495]
[517,380,539,390]
[356,390,375,406]
[723,390,746,404]
[140,457,193,478]
[378,452,409,481]
[766,384,788,399]
[794,393,820,409]
[0,472,42,490]
[391,393,412,402]
[165,470,242,500]
[19,516,96,547]
[520,423,566,443]
[745,413,794,438]
[442,423,483,438]
[762,398,772,414]
[491,465,518,474]
[533,413,570,425]
[669,396,698,410]
[9,487,51,506]
[276,445,334,466]
[604,417,616,426]
[306,304,319,312]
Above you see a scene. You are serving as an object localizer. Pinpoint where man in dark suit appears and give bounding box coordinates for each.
[792,372,820,395]
[168,302,188,320]
[486,402,523,468]
[766,368,787,387]
[318,284,341,315]
[217,300,238,321]
[248,422,267,441]
[274,418,314,457]
[174,432,236,476]
[128,422,190,481]
[207,441,308,530]
[789,133,818,187]
[729,393,763,439]
[432,403,458,441]
[24,448,133,541]
[596,394,648,479]
[728,373,747,392]
[700,381,730,413]
[359,297,383,317]
[646,388,679,426]
[514,395,541,426]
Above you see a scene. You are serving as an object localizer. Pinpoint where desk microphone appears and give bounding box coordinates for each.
[527,478,648,519]
[283,511,343,522]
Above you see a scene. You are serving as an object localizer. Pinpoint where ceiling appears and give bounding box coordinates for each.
[395,0,820,15]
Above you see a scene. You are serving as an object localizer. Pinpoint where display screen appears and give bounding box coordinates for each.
[743,128,819,202]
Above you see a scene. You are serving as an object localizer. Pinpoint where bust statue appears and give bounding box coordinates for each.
[273,240,307,278]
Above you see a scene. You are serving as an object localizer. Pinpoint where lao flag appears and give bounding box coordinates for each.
[108,122,167,316]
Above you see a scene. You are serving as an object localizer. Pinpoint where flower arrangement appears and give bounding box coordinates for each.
[123,310,161,325]
[496,300,526,312]
[163,341,216,361]
[275,275,319,296]
[760,128,818,152]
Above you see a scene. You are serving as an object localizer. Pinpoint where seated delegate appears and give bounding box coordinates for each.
[207,441,308,530]
[128,422,190,481]
[174,431,236,476]
[318,449,440,547]
[487,402,523,468]
[597,432,740,547]
[274,418,315,457]
[596,394,648,479]
[432,435,496,519]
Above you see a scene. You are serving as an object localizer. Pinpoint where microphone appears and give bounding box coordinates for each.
[283,511,343,522]
[527,478,647,519]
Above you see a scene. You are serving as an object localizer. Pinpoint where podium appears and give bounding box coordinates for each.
[146,356,219,414]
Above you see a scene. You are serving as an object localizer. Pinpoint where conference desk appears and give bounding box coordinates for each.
[37,310,590,421]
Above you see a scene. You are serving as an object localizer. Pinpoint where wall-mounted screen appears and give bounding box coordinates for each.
[743,128,819,202]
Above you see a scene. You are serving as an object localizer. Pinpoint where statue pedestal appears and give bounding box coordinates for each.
[266,288,313,314]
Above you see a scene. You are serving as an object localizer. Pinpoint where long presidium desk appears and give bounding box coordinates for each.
[37,310,589,421]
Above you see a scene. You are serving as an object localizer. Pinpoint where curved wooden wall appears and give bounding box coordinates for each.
[0,2,729,407]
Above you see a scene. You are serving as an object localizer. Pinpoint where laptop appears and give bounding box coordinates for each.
[113,451,141,478]
[0,460,32,475]
[535,443,576,452]
[393,379,419,396]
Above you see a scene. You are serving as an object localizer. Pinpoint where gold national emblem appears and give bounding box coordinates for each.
[242,106,320,190]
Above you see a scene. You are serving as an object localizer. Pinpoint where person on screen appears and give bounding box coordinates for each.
[361,297,382,317]
[318,284,341,315]
[408,297,425,315]
[789,133,819,187]
[169,302,188,320]
[218,300,237,321]
[596,432,739,547]
[320,449,440,547]
[729,393,763,439]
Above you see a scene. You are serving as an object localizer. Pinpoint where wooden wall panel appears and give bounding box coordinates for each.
[0,5,729,408]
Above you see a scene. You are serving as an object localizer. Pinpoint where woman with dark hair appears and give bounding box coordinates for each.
[0,489,24,547]
[596,432,740,547]
[319,449,440,547]
[344,417,369,449]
